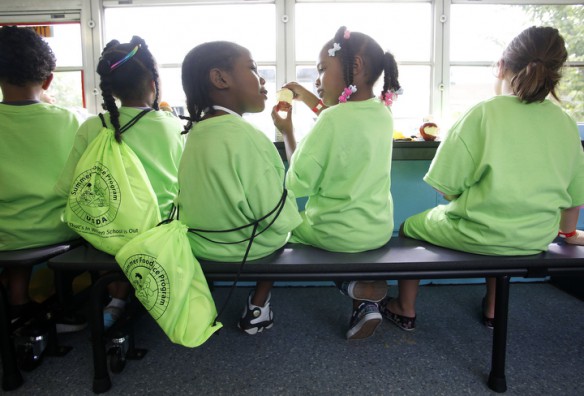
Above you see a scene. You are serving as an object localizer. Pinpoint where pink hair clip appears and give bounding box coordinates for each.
[382,91,397,106]
[343,30,351,39]
[339,85,357,103]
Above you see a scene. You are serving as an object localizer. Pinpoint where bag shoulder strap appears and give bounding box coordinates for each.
[98,108,153,136]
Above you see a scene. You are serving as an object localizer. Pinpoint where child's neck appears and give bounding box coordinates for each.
[347,87,374,102]
[121,99,152,108]
[0,83,42,102]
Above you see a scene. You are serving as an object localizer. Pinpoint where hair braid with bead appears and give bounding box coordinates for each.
[96,36,160,143]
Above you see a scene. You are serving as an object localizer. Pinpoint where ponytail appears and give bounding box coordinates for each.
[501,26,567,104]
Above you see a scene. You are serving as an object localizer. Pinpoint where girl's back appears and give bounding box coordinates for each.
[288,99,394,252]
[426,95,582,254]
[178,115,300,261]
[56,108,184,218]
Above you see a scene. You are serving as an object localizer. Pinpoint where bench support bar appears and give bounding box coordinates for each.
[488,275,509,393]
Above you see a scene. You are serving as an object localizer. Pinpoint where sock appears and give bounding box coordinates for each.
[106,297,126,310]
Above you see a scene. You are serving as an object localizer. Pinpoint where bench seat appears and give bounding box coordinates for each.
[199,237,584,280]
[47,236,584,394]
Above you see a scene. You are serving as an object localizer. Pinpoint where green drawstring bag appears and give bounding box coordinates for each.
[64,111,161,255]
[115,219,222,347]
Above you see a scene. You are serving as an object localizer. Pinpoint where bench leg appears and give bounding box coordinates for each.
[90,272,124,394]
[0,284,24,391]
[488,275,509,393]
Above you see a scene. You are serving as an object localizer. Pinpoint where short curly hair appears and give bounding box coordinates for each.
[0,25,56,86]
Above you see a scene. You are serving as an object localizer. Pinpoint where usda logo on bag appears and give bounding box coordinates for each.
[122,253,170,320]
[68,162,121,227]
[63,125,161,255]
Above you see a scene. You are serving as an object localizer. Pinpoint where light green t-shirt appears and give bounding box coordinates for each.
[177,115,302,261]
[405,95,584,255]
[1,102,79,250]
[56,107,185,219]
[286,98,394,252]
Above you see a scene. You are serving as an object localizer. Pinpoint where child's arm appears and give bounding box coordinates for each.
[434,188,460,202]
[560,206,584,245]
[271,104,296,162]
[283,82,326,115]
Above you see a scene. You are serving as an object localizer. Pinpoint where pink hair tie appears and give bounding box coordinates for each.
[338,85,357,103]
[343,30,351,39]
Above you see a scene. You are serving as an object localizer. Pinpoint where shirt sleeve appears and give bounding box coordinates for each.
[285,116,328,198]
[423,109,480,196]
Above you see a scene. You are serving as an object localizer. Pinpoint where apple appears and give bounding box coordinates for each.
[276,88,293,112]
[419,122,439,141]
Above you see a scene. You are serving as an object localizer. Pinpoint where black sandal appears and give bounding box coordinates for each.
[379,297,416,331]
[482,297,494,329]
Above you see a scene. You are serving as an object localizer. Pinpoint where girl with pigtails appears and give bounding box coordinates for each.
[272,26,401,340]
[56,36,184,329]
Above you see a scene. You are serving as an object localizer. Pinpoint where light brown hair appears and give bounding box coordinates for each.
[502,26,567,103]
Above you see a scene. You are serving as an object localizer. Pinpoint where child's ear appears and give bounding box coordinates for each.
[353,55,364,77]
[209,68,230,89]
[41,73,54,90]
[496,60,505,79]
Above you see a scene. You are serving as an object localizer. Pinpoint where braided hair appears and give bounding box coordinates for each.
[180,41,245,134]
[96,36,160,142]
[328,26,401,102]
[0,26,56,86]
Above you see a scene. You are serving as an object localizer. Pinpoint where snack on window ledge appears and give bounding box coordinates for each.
[419,122,439,141]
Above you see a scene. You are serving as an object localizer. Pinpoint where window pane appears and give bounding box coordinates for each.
[158,66,278,140]
[49,71,85,109]
[158,67,184,113]
[43,23,83,68]
[451,4,584,63]
[449,66,494,124]
[104,4,276,64]
[451,4,584,123]
[558,66,584,122]
[296,2,432,62]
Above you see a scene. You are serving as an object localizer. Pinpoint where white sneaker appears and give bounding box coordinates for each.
[237,292,273,335]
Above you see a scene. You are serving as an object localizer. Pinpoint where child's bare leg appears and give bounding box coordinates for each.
[6,267,32,306]
[388,279,419,317]
[108,280,130,300]
[484,277,496,319]
[251,280,273,306]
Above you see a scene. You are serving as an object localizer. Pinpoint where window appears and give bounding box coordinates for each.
[0,23,84,108]
[294,1,434,139]
[19,0,576,139]
[103,3,277,137]
[449,3,584,125]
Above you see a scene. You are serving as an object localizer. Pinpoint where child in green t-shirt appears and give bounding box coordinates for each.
[386,26,584,331]
[271,26,401,340]
[56,36,184,329]
[0,26,80,321]
[178,41,302,335]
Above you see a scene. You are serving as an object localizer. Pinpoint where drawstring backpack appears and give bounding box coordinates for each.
[64,110,161,255]
[115,189,288,347]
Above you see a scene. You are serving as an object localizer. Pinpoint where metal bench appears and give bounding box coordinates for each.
[0,240,81,391]
[47,236,584,393]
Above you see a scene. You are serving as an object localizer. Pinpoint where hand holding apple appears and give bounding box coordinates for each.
[276,88,294,112]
